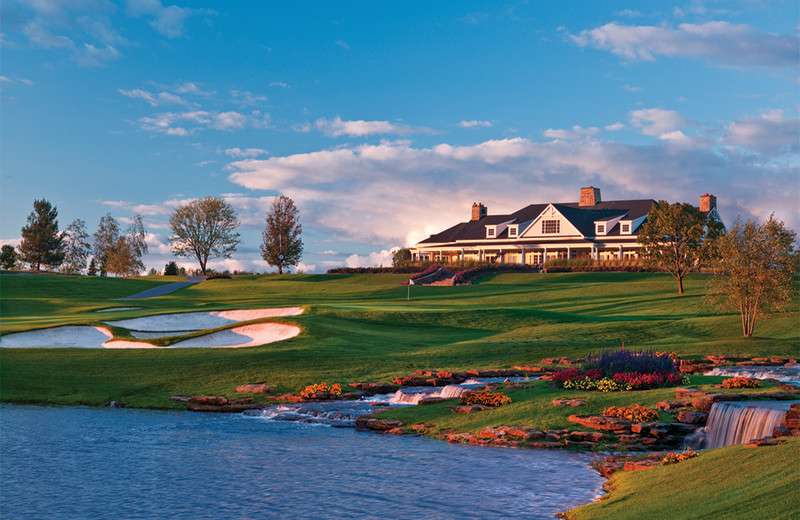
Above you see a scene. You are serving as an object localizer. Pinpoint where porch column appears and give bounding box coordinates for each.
[499,247,504,264]
[543,246,548,264]
[567,246,571,260]
[618,245,623,260]
[521,246,526,265]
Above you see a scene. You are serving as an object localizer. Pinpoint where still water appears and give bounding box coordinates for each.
[1,404,603,519]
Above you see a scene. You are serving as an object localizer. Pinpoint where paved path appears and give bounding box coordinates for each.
[117,276,206,300]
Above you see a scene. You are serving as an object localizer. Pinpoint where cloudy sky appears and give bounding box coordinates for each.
[2,1,798,273]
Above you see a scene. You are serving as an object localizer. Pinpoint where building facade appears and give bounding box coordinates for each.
[411,187,721,264]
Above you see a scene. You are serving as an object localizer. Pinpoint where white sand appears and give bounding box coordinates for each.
[104,307,303,331]
[104,323,300,349]
[0,326,113,348]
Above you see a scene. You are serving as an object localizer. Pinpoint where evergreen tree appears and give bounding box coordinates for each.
[1,244,18,270]
[87,257,98,276]
[261,196,303,274]
[18,198,65,271]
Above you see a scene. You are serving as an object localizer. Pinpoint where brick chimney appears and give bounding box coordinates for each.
[700,193,717,213]
[471,202,487,221]
[579,186,601,206]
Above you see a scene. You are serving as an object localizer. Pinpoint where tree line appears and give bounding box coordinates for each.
[1,195,303,277]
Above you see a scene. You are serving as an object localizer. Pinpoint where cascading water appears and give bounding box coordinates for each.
[702,401,795,449]
[706,364,800,386]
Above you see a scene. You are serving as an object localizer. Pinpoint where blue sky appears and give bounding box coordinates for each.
[2,0,798,273]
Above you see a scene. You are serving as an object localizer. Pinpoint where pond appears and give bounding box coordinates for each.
[0,404,604,519]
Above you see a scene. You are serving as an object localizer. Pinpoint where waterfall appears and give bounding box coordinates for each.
[706,365,800,386]
[704,401,793,449]
[440,385,468,399]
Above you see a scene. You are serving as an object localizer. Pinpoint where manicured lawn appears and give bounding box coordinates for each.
[1,272,797,408]
[567,437,800,520]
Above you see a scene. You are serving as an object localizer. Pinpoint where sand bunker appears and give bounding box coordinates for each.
[104,307,303,331]
[104,323,300,349]
[0,326,113,348]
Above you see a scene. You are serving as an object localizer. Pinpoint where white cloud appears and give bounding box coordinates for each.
[345,249,397,268]
[225,147,269,158]
[119,88,191,106]
[269,82,290,88]
[135,110,268,135]
[724,110,799,157]
[571,21,799,68]
[629,108,691,137]
[624,84,643,92]
[543,125,600,140]
[295,262,317,273]
[605,122,625,131]
[459,120,493,128]
[232,90,267,105]
[313,116,424,137]
[126,0,195,38]
[334,39,350,50]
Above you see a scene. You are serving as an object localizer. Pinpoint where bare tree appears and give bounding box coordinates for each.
[169,197,241,275]
[261,196,303,274]
[707,215,798,337]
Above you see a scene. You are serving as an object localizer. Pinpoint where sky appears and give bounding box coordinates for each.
[1,0,798,274]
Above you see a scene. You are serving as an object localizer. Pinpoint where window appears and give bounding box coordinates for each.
[597,224,605,234]
[487,228,495,237]
[621,223,630,234]
[509,226,517,237]
[542,220,560,234]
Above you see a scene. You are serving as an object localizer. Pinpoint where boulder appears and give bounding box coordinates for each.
[349,382,401,395]
[480,427,506,439]
[236,383,277,394]
[488,438,520,448]
[500,426,544,441]
[527,441,564,449]
[567,414,632,432]
[568,431,605,442]
[418,397,453,405]
[552,399,588,407]
[773,426,793,437]
[391,376,433,386]
[657,400,688,411]
[354,414,375,429]
[676,411,709,424]
[676,388,706,399]
[384,428,407,435]
[514,365,544,372]
[365,419,403,431]
[630,423,657,434]
[448,405,491,414]
[273,394,304,403]
[622,459,660,471]
[746,437,788,448]
[446,432,476,444]
[190,395,228,405]
[691,394,745,412]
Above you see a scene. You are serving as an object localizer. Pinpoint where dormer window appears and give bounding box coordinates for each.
[508,226,518,238]
[486,227,495,238]
[621,223,630,234]
[597,224,605,234]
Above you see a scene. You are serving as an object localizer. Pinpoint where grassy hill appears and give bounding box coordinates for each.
[1,272,797,408]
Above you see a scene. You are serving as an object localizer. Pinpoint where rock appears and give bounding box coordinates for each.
[391,376,433,386]
[273,394,304,403]
[480,427,506,439]
[771,358,788,364]
[786,418,800,429]
[514,365,544,372]
[657,400,688,411]
[489,438,521,448]
[676,388,706,399]
[190,395,229,405]
[773,426,793,437]
[349,382,401,395]
[448,405,491,414]
[384,428,407,435]
[418,397,453,405]
[500,426,544,441]
[630,423,656,434]
[622,459,660,471]
[107,401,126,408]
[370,402,390,407]
[680,364,713,374]
[618,434,643,443]
[595,461,625,478]
[565,440,598,448]
[746,437,788,448]
[354,415,376,429]
[676,411,709,424]
[235,383,277,394]
[691,394,745,412]
[186,402,261,413]
[527,441,564,449]
[568,414,632,432]
[365,419,403,431]
[411,423,436,432]
[568,431,605,442]
[446,432,476,444]
[552,399,588,406]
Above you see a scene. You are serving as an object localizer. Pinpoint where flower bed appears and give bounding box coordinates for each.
[300,382,342,398]
[603,404,660,423]
[721,377,761,389]
[459,390,512,407]
[660,448,698,466]
[552,349,687,392]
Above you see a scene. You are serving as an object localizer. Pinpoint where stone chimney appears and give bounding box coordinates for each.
[579,186,601,206]
[471,202,487,221]
[700,193,717,213]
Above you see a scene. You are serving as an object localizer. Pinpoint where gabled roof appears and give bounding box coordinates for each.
[417,198,656,244]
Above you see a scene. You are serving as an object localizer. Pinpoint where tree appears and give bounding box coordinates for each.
[61,219,91,274]
[93,214,148,277]
[17,198,65,271]
[1,245,18,270]
[164,261,179,276]
[261,196,303,274]
[392,247,411,267]
[637,201,712,294]
[706,215,798,337]
[169,197,241,275]
[87,257,98,276]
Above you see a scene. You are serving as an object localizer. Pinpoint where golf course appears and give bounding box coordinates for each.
[1,271,799,519]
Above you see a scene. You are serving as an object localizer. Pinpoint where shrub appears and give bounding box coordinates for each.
[584,349,677,375]
[300,382,342,398]
[459,390,512,407]
[721,377,761,389]
[603,404,660,423]
[660,448,698,466]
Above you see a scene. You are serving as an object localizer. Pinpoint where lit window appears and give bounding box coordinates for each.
[509,226,517,237]
[542,220,560,234]
[597,224,605,234]
[621,223,630,234]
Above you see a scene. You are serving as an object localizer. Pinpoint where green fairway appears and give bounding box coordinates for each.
[1,272,797,408]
